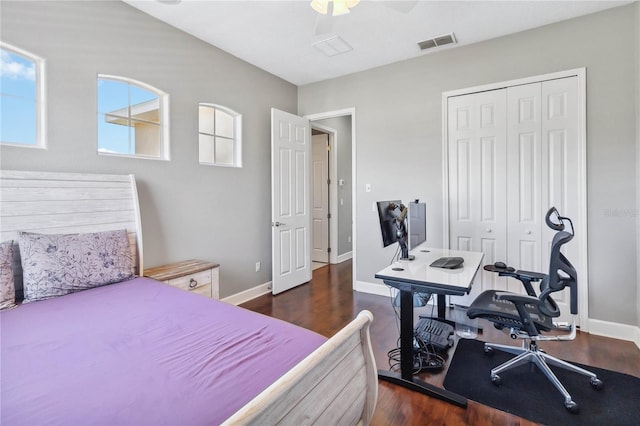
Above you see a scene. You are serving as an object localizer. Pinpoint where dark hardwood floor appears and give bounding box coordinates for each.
[241,260,640,425]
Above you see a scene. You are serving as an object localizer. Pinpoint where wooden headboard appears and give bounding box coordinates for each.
[0,170,144,295]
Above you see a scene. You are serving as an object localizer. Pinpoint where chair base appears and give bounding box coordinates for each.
[485,341,603,413]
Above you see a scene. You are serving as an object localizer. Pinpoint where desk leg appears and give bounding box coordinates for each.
[399,289,414,381]
[437,294,447,319]
[377,288,467,408]
[377,370,467,407]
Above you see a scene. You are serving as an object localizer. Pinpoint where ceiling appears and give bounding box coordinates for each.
[123,0,633,86]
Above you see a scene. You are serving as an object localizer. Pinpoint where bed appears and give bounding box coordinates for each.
[0,170,378,425]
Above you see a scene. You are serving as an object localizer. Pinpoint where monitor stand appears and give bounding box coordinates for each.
[398,239,414,261]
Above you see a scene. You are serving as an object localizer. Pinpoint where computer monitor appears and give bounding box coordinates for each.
[376,200,403,248]
[377,200,416,260]
[408,201,426,251]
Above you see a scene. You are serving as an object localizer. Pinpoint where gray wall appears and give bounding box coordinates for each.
[299,4,639,326]
[637,1,640,330]
[0,1,298,298]
[312,116,353,256]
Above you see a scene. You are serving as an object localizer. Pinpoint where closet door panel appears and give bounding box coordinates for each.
[448,89,507,306]
[541,77,581,319]
[446,75,582,323]
[507,83,543,275]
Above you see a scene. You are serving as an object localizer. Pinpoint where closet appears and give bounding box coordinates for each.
[445,73,584,324]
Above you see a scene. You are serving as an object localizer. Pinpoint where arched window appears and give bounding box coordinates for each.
[97,75,169,160]
[198,103,242,167]
[0,43,45,148]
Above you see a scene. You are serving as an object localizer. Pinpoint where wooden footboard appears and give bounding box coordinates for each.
[223,310,378,426]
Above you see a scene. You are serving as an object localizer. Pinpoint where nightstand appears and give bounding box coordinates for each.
[144,260,220,299]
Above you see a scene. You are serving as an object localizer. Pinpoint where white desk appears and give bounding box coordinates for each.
[375,245,484,407]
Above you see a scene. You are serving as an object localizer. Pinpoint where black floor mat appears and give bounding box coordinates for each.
[443,339,640,425]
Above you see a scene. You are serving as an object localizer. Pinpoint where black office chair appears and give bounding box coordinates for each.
[466,207,603,414]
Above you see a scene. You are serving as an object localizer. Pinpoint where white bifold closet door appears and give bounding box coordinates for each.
[447,76,580,324]
[447,89,508,306]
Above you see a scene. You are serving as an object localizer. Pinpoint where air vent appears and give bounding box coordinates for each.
[313,36,353,57]
[418,33,457,51]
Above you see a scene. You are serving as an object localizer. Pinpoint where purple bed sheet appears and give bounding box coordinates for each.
[0,277,326,425]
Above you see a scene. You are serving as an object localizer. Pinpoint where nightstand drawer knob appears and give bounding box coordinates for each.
[189,278,198,289]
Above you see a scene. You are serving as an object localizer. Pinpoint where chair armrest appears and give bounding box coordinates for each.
[494,292,541,305]
[484,265,545,297]
[514,270,546,281]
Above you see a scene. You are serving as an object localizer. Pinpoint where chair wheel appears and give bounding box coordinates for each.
[590,377,604,390]
[565,400,579,414]
[490,374,502,386]
[484,346,494,356]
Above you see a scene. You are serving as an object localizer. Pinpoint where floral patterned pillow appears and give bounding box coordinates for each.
[19,230,134,303]
[0,240,16,310]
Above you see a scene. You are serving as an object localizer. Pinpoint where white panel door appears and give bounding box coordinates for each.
[311,133,329,263]
[448,89,508,306]
[507,83,544,293]
[271,108,312,295]
[447,76,581,323]
[540,77,581,322]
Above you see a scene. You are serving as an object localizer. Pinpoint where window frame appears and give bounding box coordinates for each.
[198,103,242,168]
[97,74,170,161]
[0,42,46,149]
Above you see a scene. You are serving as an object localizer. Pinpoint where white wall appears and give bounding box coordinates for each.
[0,1,298,298]
[299,4,639,326]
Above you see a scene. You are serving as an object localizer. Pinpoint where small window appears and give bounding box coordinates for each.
[97,75,169,160]
[0,43,45,148]
[198,103,242,167]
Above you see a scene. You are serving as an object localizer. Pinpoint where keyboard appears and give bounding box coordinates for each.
[413,317,454,351]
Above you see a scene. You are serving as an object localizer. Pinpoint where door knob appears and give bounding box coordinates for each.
[273,221,286,227]
[526,230,532,235]
[486,228,492,233]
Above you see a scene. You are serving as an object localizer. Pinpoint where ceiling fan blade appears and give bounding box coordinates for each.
[384,1,418,14]
[314,14,335,35]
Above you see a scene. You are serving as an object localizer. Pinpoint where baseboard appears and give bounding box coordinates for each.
[222,281,271,306]
[586,318,640,349]
[334,251,352,264]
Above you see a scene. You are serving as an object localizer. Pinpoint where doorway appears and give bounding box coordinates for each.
[311,129,330,268]
[306,109,355,275]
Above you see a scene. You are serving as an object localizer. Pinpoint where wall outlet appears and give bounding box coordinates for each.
[255,261,261,272]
